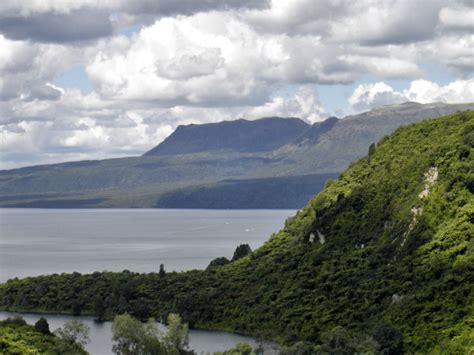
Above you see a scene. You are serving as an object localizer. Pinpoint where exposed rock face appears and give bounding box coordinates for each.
[419,167,438,199]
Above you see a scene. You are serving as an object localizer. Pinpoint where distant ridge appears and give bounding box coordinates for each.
[1,102,473,208]
[144,117,309,156]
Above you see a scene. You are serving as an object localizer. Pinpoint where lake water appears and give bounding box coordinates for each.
[0,208,292,354]
[0,311,277,354]
[0,208,293,282]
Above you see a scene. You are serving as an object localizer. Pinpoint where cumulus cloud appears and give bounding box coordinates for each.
[0,0,269,43]
[349,79,474,111]
[20,83,64,101]
[349,82,406,111]
[439,5,474,32]
[85,11,426,107]
[244,86,325,123]
[86,13,275,105]
[357,1,441,46]
[1,0,473,168]
[339,55,421,79]
[0,9,114,43]
[404,79,474,103]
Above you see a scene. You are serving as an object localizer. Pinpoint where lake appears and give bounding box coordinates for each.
[0,208,293,282]
[0,208,292,353]
[0,311,277,354]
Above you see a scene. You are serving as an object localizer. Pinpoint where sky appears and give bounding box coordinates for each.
[1,0,473,169]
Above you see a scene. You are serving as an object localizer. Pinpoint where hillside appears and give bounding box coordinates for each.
[144,117,309,155]
[0,102,472,208]
[1,111,472,352]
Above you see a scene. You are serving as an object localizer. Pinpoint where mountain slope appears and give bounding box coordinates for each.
[144,117,309,155]
[1,111,472,352]
[0,102,472,208]
[155,173,337,209]
[275,101,474,174]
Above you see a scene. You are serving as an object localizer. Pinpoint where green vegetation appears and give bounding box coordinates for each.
[231,244,252,261]
[1,111,472,353]
[207,257,230,269]
[0,317,89,354]
[34,317,50,334]
[111,313,192,354]
[220,342,255,355]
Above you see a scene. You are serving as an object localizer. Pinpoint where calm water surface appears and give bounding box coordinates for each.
[0,311,277,354]
[0,208,291,354]
[0,208,293,282]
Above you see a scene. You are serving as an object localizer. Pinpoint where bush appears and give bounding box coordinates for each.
[34,317,50,334]
[232,244,252,261]
[207,257,230,269]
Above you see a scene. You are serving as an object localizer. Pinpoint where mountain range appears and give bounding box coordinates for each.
[1,101,472,208]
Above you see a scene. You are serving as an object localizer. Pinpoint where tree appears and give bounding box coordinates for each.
[207,257,230,269]
[94,296,106,322]
[112,314,183,355]
[54,320,90,353]
[368,142,376,156]
[3,316,27,326]
[232,244,252,262]
[71,301,83,316]
[129,299,151,321]
[112,314,152,354]
[34,317,50,334]
[372,323,404,354]
[159,264,166,278]
[317,326,356,353]
[163,313,189,352]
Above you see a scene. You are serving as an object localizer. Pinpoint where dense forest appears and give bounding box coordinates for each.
[1,111,472,353]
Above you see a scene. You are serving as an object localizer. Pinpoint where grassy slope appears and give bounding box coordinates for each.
[1,112,472,352]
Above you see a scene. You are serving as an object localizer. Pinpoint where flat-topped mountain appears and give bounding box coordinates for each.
[144,117,309,155]
[0,102,472,208]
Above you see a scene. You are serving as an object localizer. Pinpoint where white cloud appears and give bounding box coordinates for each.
[0,0,267,43]
[244,85,325,123]
[439,5,474,31]
[349,82,406,111]
[86,10,428,107]
[86,13,271,105]
[404,79,474,103]
[1,0,474,168]
[339,55,421,79]
[349,79,474,111]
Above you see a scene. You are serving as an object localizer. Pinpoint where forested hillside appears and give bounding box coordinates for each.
[1,111,472,353]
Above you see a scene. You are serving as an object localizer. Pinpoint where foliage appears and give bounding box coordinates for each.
[54,319,90,353]
[1,111,473,353]
[0,317,88,354]
[223,342,254,355]
[111,313,191,355]
[159,264,166,278]
[112,314,165,355]
[163,313,189,352]
[232,244,252,261]
[207,257,230,269]
[368,142,376,156]
[34,317,50,334]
